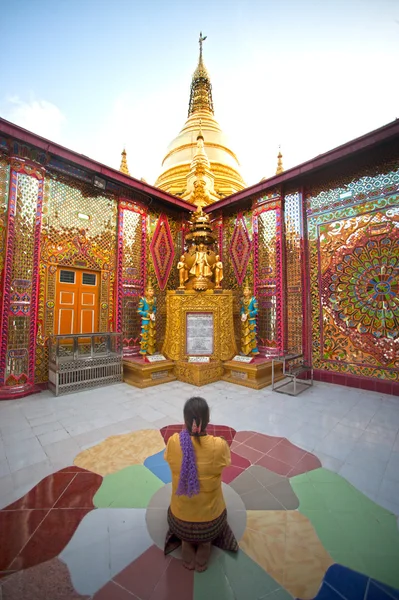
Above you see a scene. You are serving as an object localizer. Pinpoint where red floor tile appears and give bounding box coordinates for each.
[4,473,76,510]
[222,465,245,484]
[287,452,322,476]
[0,509,48,570]
[232,443,264,464]
[230,440,241,452]
[230,451,251,469]
[114,545,171,600]
[267,439,307,467]
[93,581,141,599]
[255,454,292,476]
[54,472,102,508]
[160,425,184,443]
[233,431,256,443]
[9,508,92,571]
[150,555,194,600]
[245,433,281,453]
[57,466,90,474]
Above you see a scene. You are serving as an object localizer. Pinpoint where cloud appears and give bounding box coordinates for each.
[1,95,66,141]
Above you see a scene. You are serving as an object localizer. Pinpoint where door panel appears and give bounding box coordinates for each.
[55,268,99,335]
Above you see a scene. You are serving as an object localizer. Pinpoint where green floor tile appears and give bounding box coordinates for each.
[361,553,399,589]
[295,467,399,590]
[299,509,355,554]
[93,464,164,508]
[260,588,293,600]
[289,481,327,510]
[330,550,367,574]
[219,550,282,600]
[305,468,345,484]
[194,556,236,600]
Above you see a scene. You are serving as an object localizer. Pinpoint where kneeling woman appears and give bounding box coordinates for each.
[164,397,238,572]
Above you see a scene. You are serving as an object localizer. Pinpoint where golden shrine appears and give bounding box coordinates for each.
[155,32,246,204]
[122,33,283,390]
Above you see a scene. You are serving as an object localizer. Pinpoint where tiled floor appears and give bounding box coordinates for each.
[0,380,399,599]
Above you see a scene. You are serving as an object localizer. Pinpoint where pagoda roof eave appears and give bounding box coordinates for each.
[0,117,194,212]
[204,118,399,213]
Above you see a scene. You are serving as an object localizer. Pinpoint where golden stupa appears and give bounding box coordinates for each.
[155,33,246,204]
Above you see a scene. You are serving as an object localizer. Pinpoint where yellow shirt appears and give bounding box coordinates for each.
[164,433,231,523]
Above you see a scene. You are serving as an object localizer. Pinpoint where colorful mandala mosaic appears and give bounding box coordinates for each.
[229,213,252,285]
[1,427,398,600]
[149,213,175,290]
[322,217,399,367]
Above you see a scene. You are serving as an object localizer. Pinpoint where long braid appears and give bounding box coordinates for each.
[176,429,200,497]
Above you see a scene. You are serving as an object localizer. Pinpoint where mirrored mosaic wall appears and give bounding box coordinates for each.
[306,158,399,381]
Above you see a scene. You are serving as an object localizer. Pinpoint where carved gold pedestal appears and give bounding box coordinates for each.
[123,358,176,388]
[175,360,223,386]
[222,358,284,390]
[163,290,237,362]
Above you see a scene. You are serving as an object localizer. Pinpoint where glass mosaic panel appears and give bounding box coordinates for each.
[121,208,143,353]
[284,192,303,354]
[308,181,399,381]
[147,211,182,349]
[6,174,39,384]
[255,207,281,352]
[0,156,10,281]
[38,174,117,381]
[306,157,399,216]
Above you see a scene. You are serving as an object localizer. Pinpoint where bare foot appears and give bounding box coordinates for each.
[195,542,211,572]
[182,541,196,570]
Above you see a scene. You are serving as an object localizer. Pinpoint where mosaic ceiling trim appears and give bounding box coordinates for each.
[149,213,175,290]
[229,212,252,285]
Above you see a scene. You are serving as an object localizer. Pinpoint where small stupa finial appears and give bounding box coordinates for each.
[120,148,130,176]
[276,146,283,175]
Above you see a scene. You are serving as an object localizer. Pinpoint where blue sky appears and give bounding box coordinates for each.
[1,0,398,186]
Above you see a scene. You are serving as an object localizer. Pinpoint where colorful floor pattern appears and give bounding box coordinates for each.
[1,424,398,600]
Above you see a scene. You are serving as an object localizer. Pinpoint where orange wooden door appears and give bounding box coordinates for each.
[55,268,99,335]
[77,271,99,334]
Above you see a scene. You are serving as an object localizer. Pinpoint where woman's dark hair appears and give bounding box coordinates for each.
[183,397,210,436]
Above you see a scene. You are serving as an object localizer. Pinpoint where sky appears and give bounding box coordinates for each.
[0,0,398,187]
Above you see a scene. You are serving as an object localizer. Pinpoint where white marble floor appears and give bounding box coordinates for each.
[0,380,398,517]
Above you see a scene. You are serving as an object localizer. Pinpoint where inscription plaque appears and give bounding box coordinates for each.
[186,312,214,356]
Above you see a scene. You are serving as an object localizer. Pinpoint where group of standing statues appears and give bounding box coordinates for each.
[177,245,224,289]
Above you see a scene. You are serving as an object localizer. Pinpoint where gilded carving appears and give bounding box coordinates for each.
[162,290,237,361]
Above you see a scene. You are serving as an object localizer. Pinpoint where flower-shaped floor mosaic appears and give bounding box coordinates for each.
[1,425,398,600]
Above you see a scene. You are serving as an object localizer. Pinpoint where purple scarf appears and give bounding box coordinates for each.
[176,429,200,497]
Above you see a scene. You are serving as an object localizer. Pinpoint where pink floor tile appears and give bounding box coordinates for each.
[114,545,171,600]
[255,454,292,476]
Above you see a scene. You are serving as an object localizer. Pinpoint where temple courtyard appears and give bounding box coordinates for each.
[0,381,399,599]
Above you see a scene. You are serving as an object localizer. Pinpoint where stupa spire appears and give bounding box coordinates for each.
[120,148,130,176]
[276,146,284,175]
[188,32,214,117]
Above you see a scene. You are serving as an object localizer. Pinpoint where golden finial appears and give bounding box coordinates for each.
[120,148,130,176]
[188,33,214,116]
[199,31,207,62]
[276,146,284,175]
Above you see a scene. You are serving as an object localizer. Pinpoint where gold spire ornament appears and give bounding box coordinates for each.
[276,146,284,175]
[154,34,246,201]
[188,32,214,116]
[120,148,130,176]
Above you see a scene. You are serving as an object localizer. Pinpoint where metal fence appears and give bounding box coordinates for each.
[48,333,123,396]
